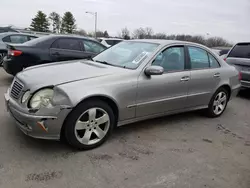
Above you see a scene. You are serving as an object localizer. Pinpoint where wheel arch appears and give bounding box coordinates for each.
[219,84,231,100]
[60,94,119,140]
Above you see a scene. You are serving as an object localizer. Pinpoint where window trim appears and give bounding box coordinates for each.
[186,45,221,71]
[207,52,221,68]
[150,45,188,74]
[50,37,83,52]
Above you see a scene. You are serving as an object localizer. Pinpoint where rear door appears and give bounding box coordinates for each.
[186,46,222,107]
[50,38,84,62]
[226,43,250,87]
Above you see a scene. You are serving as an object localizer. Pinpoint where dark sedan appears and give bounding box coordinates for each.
[0,32,38,66]
[3,35,107,75]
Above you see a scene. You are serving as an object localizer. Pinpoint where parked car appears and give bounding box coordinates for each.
[98,37,123,47]
[2,35,107,75]
[0,27,19,33]
[0,32,38,66]
[225,42,250,89]
[211,47,231,56]
[5,40,240,150]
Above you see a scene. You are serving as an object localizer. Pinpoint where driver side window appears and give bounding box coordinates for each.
[152,46,185,72]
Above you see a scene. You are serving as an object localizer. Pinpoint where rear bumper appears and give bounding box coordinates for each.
[241,80,250,88]
[2,57,23,75]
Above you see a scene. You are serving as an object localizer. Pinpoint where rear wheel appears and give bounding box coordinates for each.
[205,88,229,117]
[64,100,115,150]
[0,52,6,66]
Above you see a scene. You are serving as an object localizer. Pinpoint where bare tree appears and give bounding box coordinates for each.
[74,29,87,36]
[121,27,130,39]
[144,27,154,39]
[133,27,146,39]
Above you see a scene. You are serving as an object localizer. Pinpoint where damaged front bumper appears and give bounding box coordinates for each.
[4,91,72,140]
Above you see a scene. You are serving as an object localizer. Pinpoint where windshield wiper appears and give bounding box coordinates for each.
[95,60,114,66]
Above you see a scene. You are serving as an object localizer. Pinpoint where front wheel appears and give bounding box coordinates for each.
[64,100,115,150]
[205,88,229,118]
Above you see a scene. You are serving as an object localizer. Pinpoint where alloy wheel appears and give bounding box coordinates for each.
[213,91,227,115]
[74,107,110,145]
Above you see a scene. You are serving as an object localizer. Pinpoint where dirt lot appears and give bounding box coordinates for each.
[0,68,249,188]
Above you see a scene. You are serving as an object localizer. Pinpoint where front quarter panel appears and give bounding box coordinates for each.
[56,72,138,121]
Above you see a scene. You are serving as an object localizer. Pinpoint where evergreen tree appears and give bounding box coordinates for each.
[30,11,50,32]
[49,12,60,33]
[61,12,76,34]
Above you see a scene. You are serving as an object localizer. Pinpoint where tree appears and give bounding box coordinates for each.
[49,12,60,33]
[61,11,77,34]
[121,27,130,39]
[133,27,146,39]
[75,29,87,36]
[103,30,109,38]
[30,11,50,32]
[144,27,153,39]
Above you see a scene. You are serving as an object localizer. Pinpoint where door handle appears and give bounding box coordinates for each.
[180,76,190,81]
[214,73,220,78]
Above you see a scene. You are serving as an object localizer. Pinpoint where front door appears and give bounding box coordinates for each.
[186,46,222,107]
[136,46,190,117]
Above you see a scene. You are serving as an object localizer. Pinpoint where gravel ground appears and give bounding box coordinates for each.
[0,68,249,188]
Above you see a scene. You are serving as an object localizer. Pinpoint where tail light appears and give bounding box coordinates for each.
[8,50,22,57]
[223,58,227,61]
[238,71,242,80]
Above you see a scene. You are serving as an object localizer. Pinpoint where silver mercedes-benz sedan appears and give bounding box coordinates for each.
[5,39,241,150]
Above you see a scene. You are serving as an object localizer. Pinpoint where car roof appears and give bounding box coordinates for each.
[47,34,98,41]
[129,39,204,46]
[99,37,123,40]
[0,32,38,39]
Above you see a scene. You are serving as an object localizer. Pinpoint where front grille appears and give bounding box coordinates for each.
[10,80,23,99]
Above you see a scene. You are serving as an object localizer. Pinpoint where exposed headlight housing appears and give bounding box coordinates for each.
[21,90,31,103]
[29,88,54,109]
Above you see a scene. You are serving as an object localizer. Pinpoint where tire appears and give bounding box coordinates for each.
[64,99,115,150]
[205,87,229,118]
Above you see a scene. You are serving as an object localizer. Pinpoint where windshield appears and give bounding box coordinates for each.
[93,41,159,69]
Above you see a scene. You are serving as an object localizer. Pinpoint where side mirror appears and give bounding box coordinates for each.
[144,65,164,76]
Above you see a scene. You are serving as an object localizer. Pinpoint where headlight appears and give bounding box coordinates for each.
[29,88,54,109]
[21,90,30,103]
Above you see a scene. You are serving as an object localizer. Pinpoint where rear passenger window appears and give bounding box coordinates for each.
[52,38,81,51]
[188,47,209,69]
[228,43,250,58]
[208,54,220,68]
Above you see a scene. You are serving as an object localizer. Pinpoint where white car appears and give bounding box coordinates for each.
[98,38,123,47]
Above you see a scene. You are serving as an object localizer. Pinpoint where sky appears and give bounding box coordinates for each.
[0,0,250,42]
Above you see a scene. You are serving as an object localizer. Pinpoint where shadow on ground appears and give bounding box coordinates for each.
[238,89,250,100]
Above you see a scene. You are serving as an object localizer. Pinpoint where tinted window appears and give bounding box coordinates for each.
[152,46,185,72]
[228,43,250,58]
[83,40,106,53]
[10,35,29,43]
[52,38,81,51]
[188,47,209,69]
[106,40,122,46]
[208,54,220,68]
[2,36,10,42]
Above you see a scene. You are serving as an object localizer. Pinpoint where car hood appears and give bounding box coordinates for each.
[16,60,127,91]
